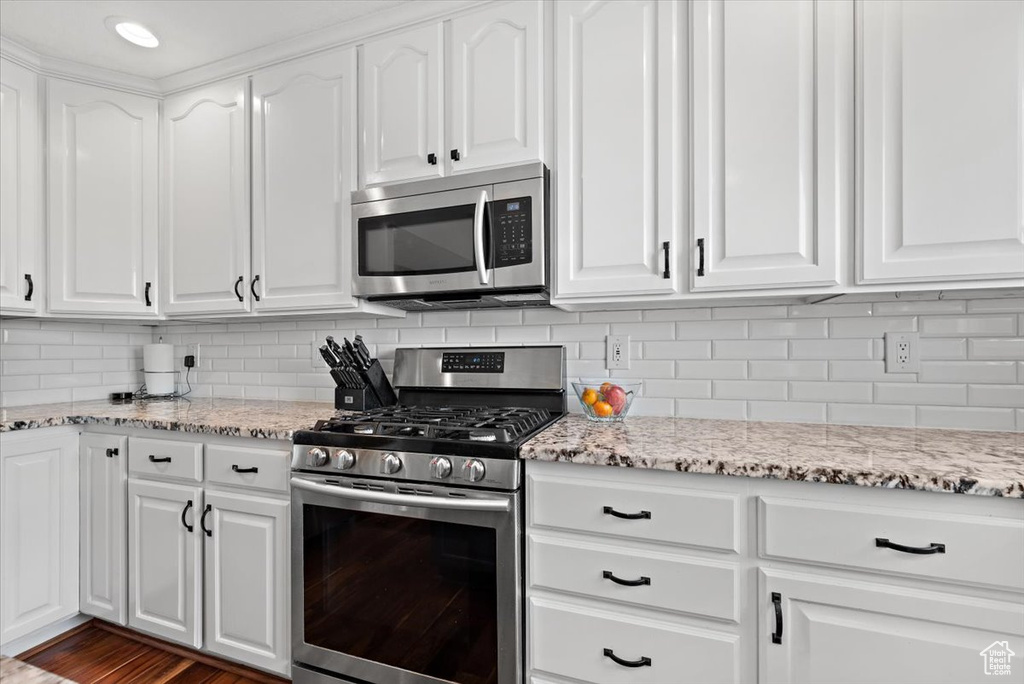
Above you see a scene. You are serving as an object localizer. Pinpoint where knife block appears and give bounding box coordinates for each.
[333,359,398,411]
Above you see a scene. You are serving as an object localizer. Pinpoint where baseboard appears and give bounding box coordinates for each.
[1,614,92,658]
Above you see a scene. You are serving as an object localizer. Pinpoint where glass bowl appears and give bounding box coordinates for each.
[571,379,641,422]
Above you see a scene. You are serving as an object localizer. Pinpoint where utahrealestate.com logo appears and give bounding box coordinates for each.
[981,641,1015,676]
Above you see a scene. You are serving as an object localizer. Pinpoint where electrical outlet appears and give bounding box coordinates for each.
[606,335,630,370]
[884,332,919,373]
[185,343,200,366]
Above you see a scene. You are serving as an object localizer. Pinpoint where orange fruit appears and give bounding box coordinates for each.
[581,388,598,406]
[593,401,613,417]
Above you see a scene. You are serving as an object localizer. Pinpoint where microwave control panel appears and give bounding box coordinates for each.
[492,197,532,267]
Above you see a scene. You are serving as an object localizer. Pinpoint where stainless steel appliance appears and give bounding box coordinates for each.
[352,163,549,310]
[291,346,566,684]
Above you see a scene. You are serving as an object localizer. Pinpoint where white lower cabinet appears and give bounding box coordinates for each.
[203,490,289,674]
[760,570,1024,684]
[128,478,203,648]
[0,430,79,647]
[79,433,128,625]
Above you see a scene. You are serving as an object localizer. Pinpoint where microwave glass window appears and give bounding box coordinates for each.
[359,203,488,276]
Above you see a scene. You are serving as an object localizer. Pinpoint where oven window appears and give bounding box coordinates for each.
[358,204,487,276]
[303,504,499,684]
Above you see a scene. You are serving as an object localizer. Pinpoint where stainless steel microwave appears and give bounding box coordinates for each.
[352,163,548,310]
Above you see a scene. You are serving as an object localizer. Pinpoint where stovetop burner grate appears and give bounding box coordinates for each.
[315,405,552,444]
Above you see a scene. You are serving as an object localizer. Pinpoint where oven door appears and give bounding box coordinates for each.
[353,185,496,298]
[291,474,522,684]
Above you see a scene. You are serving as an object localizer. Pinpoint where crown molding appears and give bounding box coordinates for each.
[156,0,490,94]
[0,35,162,97]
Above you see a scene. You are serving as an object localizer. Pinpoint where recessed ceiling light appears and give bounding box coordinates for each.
[114,21,159,48]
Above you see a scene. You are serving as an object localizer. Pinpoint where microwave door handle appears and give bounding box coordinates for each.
[291,477,509,512]
[474,189,491,285]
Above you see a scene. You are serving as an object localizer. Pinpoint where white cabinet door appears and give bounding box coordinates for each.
[449,1,545,174]
[360,23,444,186]
[859,0,1024,284]
[162,80,250,315]
[128,478,202,648]
[555,0,683,298]
[692,0,849,291]
[47,79,159,315]
[252,49,357,311]
[0,431,79,646]
[204,490,289,675]
[0,58,41,313]
[79,433,127,625]
[760,570,1024,684]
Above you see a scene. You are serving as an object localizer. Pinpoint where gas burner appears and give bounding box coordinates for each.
[468,430,497,442]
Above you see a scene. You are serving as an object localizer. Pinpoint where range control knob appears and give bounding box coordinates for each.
[381,453,403,475]
[430,457,452,479]
[336,450,355,470]
[308,447,330,468]
[463,459,486,483]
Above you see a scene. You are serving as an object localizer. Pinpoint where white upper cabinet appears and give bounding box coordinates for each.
[252,49,357,311]
[554,0,684,298]
[859,0,1024,284]
[692,0,849,291]
[448,0,544,174]
[162,80,250,315]
[47,79,159,316]
[360,23,444,186]
[0,58,42,314]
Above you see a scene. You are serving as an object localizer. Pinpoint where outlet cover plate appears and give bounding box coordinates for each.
[884,332,919,373]
[606,335,630,370]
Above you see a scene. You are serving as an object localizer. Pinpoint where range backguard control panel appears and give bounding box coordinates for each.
[442,352,506,373]
[492,197,533,267]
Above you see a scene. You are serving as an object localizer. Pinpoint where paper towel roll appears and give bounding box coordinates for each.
[143,343,174,372]
[144,372,176,396]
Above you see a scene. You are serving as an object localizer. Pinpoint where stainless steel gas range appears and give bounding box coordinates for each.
[290,346,566,684]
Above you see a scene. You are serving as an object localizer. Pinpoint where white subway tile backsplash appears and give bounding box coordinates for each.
[790,381,873,403]
[920,315,1017,337]
[968,384,1024,408]
[749,319,827,339]
[675,320,748,340]
[790,339,873,360]
[918,361,1017,384]
[968,338,1024,360]
[713,340,788,359]
[748,400,826,423]
[829,316,916,338]
[2,298,1021,432]
[917,406,1016,431]
[675,360,747,379]
[714,380,787,400]
[875,383,966,406]
[748,360,828,381]
[828,403,916,427]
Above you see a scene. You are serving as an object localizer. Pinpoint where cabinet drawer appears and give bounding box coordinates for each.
[129,437,202,482]
[528,474,738,552]
[529,534,738,622]
[205,443,290,493]
[760,497,1024,591]
[529,598,739,684]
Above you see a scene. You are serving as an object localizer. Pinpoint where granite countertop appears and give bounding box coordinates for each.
[521,414,1024,498]
[0,397,338,441]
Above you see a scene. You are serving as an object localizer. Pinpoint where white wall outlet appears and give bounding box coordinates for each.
[884,332,919,373]
[185,343,200,366]
[606,335,630,370]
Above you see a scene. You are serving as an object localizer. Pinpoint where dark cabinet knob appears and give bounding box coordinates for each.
[450,149,460,162]
[427,153,437,165]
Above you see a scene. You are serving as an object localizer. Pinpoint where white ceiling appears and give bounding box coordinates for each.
[0,0,414,80]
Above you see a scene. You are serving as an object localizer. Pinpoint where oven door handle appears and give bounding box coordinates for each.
[474,189,491,285]
[291,477,510,512]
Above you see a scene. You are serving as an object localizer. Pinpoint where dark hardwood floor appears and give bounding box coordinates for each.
[17,620,289,684]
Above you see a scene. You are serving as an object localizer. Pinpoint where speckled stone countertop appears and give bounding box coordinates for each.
[0,397,337,441]
[521,414,1024,497]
